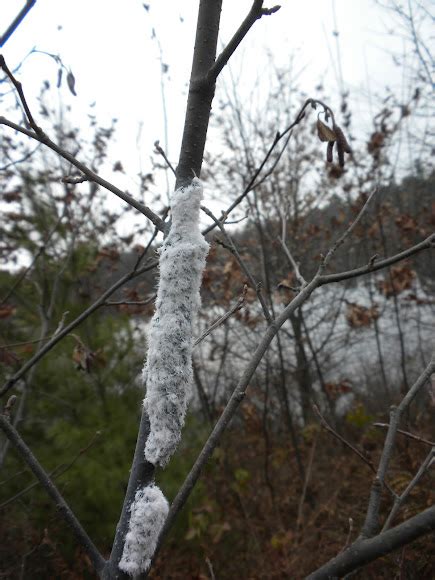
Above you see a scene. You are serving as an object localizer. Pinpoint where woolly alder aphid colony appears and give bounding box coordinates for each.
[120,179,209,575]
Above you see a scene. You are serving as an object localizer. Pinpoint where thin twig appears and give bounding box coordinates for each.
[318,233,435,287]
[373,423,435,447]
[278,237,307,287]
[0,115,165,232]
[154,140,176,177]
[0,260,158,397]
[313,404,377,475]
[202,98,335,237]
[208,1,281,82]
[320,189,378,270]
[1,317,75,349]
[0,142,41,171]
[382,447,435,531]
[361,354,435,539]
[0,54,40,131]
[202,205,272,322]
[307,505,435,579]
[296,434,317,530]
[193,285,247,347]
[104,296,156,307]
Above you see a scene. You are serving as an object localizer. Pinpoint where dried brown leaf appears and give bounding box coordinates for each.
[317,119,337,143]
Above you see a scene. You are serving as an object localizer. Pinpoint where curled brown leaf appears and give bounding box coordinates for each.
[317,119,337,143]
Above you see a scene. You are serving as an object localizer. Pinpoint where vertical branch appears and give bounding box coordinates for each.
[361,354,435,539]
[175,0,223,187]
[105,412,155,579]
[107,2,223,575]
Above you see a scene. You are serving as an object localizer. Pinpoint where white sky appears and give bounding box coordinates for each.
[1,1,415,216]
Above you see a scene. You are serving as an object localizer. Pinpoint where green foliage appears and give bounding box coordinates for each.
[0,239,148,552]
[345,403,375,429]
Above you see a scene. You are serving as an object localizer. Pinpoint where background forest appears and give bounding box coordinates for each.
[1,1,434,579]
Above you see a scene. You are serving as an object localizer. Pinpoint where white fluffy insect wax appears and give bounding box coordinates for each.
[143,178,209,467]
[119,484,169,575]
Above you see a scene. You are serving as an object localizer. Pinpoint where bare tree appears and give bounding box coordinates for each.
[0,1,434,578]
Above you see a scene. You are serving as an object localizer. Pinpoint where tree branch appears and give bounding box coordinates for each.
[208,1,281,82]
[0,431,100,509]
[175,0,223,186]
[361,354,435,539]
[0,1,37,48]
[0,56,164,230]
[313,405,377,475]
[202,98,336,237]
[306,505,435,579]
[155,273,320,557]
[320,189,378,270]
[103,412,155,579]
[0,260,158,398]
[151,207,434,561]
[0,115,165,232]
[0,414,106,574]
[383,447,435,531]
[373,423,435,447]
[318,233,435,287]
[202,205,272,322]
[193,284,247,347]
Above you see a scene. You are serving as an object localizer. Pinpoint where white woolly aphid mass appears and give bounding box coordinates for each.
[143,178,209,466]
[119,484,169,575]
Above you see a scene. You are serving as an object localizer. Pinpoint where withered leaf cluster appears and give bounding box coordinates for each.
[346,302,380,328]
[317,119,352,168]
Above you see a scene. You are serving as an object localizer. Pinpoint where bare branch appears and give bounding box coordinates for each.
[193,284,247,347]
[202,98,336,236]
[0,2,37,48]
[306,505,435,579]
[208,1,281,82]
[0,414,106,574]
[0,54,40,130]
[154,140,176,177]
[155,273,321,556]
[0,260,158,398]
[373,423,435,447]
[104,295,156,307]
[0,115,165,232]
[278,236,307,287]
[296,434,317,530]
[202,205,272,322]
[318,233,435,287]
[320,189,378,271]
[361,354,435,539]
[383,447,435,531]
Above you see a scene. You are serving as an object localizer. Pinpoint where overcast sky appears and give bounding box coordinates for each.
[1,0,417,209]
